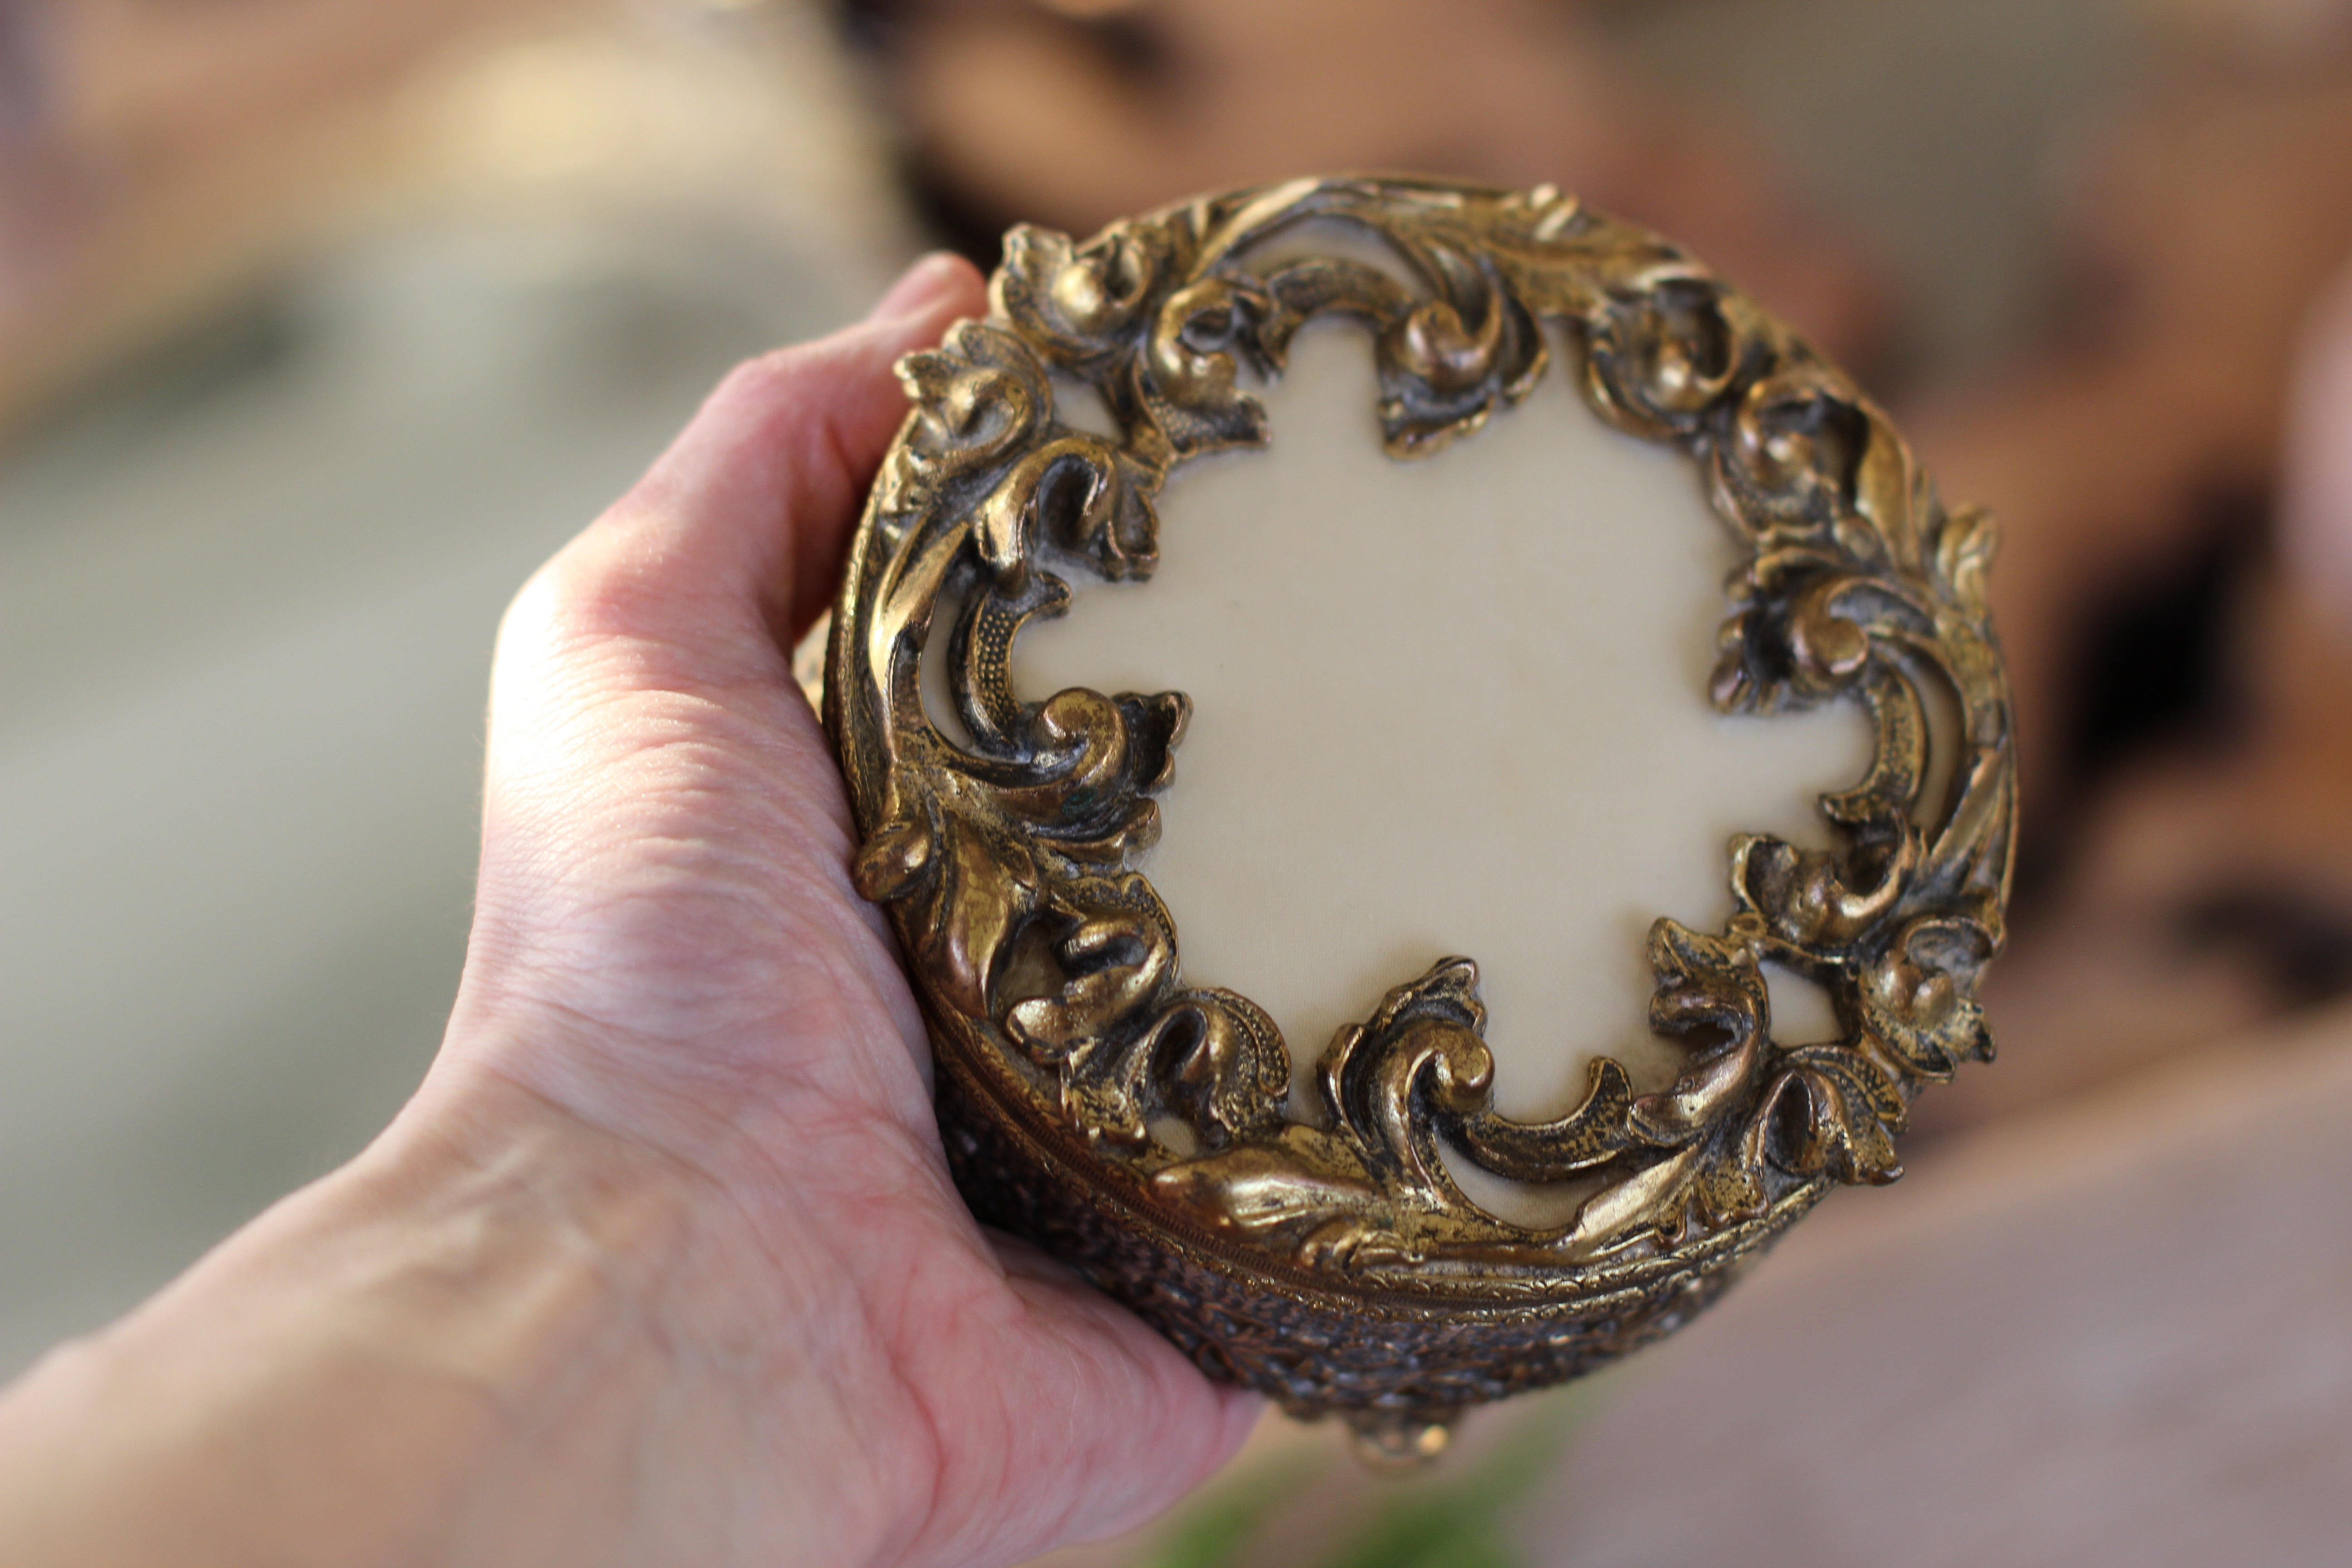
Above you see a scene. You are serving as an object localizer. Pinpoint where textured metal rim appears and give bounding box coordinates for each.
[823,175,2015,1455]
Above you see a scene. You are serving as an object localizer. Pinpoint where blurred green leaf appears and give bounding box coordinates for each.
[1137,1385,1597,1568]
[1146,1452,1325,1568]
[1315,1388,1593,1568]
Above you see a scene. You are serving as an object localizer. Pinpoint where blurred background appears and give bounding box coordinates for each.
[4,0,2352,1562]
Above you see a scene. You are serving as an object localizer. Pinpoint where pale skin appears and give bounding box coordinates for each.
[0,254,1259,1568]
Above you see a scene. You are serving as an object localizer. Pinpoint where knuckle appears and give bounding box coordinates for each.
[504,521,673,653]
[712,342,821,412]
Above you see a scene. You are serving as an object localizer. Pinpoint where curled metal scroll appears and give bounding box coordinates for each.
[826,176,2014,1462]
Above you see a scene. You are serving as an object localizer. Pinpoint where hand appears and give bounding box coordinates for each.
[0,254,1259,1568]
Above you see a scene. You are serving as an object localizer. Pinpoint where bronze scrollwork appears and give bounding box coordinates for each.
[823,176,2015,1463]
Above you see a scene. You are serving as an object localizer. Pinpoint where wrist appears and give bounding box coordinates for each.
[0,1062,892,1568]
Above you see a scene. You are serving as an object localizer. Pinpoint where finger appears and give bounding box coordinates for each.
[898,1242,1265,1568]
[454,261,985,1097]
[467,253,988,949]
[540,252,987,682]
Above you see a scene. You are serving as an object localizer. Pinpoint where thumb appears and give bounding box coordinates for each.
[521,251,990,690]
[451,256,985,1074]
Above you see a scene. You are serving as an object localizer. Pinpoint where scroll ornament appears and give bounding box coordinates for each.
[825,177,2014,1460]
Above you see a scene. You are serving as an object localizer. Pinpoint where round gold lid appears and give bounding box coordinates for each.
[821,176,2015,1463]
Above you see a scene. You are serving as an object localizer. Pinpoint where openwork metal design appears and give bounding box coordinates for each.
[825,176,2014,1461]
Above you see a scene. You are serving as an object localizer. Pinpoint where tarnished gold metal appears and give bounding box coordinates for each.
[823,176,2015,1462]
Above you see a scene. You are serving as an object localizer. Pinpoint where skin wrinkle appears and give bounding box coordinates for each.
[481,838,815,974]
[927,1280,1083,1549]
[470,931,910,1103]
[466,1001,788,1159]
[845,1272,966,1568]
[508,681,759,784]
[468,865,974,1561]
[492,699,802,830]
[459,1016,768,1174]
[945,1308,1100,1555]
[463,1272,858,1568]
[535,863,798,1000]
[708,1182,952,1568]
[463,690,924,1082]
[434,1062,895,1558]
[814,1145,1074,1562]
[543,578,773,684]
[986,1314,1093,1546]
[145,1130,679,1561]
[384,1104,732,1411]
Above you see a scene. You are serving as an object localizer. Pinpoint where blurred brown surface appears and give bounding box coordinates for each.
[1523,997,2352,1566]
[865,0,1892,362]
[1909,48,2352,1135]
[0,0,916,1374]
[6,2,2352,1560]
[2,0,593,424]
[1032,998,2352,1566]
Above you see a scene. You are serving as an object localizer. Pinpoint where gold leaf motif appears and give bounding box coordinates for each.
[1757,1046,1908,1186]
[828,177,2016,1445]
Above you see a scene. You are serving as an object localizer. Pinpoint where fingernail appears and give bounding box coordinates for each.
[869,252,969,323]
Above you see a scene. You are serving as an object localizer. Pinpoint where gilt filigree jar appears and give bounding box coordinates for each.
[818,176,2015,1461]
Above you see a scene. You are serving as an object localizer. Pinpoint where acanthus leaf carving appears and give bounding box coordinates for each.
[829,178,2016,1442]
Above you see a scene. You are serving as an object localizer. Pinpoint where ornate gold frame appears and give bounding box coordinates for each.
[823,176,2015,1462]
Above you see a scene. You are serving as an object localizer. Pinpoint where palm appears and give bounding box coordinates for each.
[430,260,1255,1568]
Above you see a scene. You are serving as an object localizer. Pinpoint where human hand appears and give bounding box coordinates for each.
[0,255,1258,1568]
